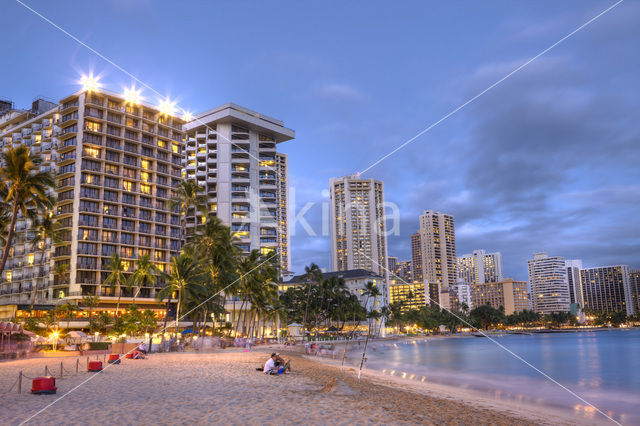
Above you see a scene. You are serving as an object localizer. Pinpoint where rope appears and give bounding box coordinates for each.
[3,376,19,394]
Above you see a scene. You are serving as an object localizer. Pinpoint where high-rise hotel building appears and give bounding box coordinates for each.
[413,210,456,308]
[329,173,389,280]
[580,265,634,316]
[0,89,185,312]
[182,104,294,273]
[457,249,503,285]
[527,252,571,314]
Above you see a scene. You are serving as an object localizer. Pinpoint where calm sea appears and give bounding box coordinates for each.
[363,329,640,424]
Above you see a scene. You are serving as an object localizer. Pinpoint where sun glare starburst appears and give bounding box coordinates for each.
[124,86,143,104]
[80,74,101,92]
[159,98,176,116]
[182,110,193,122]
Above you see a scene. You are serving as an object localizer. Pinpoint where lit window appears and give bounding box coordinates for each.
[85,121,101,132]
[158,140,167,148]
[141,172,150,182]
[123,181,134,192]
[172,143,179,153]
[122,261,131,272]
[140,184,151,194]
[27,254,35,265]
[6,272,12,282]
[141,159,151,169]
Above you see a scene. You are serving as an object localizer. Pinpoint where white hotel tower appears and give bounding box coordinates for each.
[183,104,294,273]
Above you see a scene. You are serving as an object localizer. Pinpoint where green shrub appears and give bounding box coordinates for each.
[87,342,110,350]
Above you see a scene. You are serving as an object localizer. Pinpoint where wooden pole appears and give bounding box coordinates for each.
[18,371,22,394]
[357,334,370,381]
[60,361,63,377]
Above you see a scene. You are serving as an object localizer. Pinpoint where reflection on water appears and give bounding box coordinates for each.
[362,329,640,424]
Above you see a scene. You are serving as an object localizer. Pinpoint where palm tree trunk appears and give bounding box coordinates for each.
[0,199,20,277]
[234,298,246,336]
[30,245,48,309]
[175,288,182,337]
[115,288,122,318]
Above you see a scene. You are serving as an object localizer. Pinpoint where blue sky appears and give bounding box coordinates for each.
[2,0,638,280]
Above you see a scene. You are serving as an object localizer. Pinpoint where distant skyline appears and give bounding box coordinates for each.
[2,0,639,280]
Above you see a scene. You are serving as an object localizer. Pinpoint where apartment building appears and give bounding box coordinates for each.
[565,259,584,308]
[0,99,59,314]
[387,256,398,276]
[630,269,640,315]
[413,210,457,309]
[0,88,185,317]
[389,281,427,312]
[527,252,571,314]
[580,265,634,316]
[396,260,412,283]
[329,174,389,282]
[449,281,472,312]
[182,104,294,273]
[457,249,503,285]
[410,233,422,283]
[471,278,529,316]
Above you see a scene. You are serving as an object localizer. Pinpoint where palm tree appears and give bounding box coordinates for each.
[157,252,208,336]
[233,250,263,336]
[29,213,61,309]
[169,180,208,241]
[103,253,126,317]
[82,295,101,333]
[0,146,55,277]
[128,254,159,305]
[301,263,322,338]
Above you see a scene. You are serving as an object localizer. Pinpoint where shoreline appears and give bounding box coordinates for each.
[298,352,609,426]
[0,349,576,425]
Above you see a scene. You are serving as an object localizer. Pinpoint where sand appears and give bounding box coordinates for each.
[0,349,592,425]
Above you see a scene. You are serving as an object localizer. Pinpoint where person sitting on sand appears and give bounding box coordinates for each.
[264,353,279,374]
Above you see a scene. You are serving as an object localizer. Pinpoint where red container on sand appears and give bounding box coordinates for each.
[31,377,57,394]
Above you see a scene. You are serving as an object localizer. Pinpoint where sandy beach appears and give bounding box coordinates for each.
[0,349,588,425]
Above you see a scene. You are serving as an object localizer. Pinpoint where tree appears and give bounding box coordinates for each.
[57,303,78,330]
[0,146,55,277]
[29,213,61,309]
[157,252,208,336]
[82,295,101,333]
[301,263,322,338]
[469,305,505,330]
[170,180,208,241]
[128,254,159,305]
[103,253,127,317]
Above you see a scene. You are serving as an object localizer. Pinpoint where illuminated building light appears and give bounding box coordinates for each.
[124,86,143,104]
[158,98,176,116]
[80,74,101,92]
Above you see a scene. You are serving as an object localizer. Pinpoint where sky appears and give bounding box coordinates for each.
[1,0,638,280]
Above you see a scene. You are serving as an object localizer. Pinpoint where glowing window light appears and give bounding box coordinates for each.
[80,74,101,92]
[124,86,143,104]
[158,98,176,116]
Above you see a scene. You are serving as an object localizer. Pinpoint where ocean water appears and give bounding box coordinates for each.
[362,329,640,424]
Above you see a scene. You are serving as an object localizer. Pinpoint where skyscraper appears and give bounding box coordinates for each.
[1,88,185,310]
[565,259,583,308]
[329,173,388,278]
[410,233,422,283]
[183,104,295,273]
[387,256,398,276]
[413,210,456,308]
[580,265,634,316]
[397,260,412,283]
[457,249,503,284]
[630,269,640,315]
[527,252,571,314]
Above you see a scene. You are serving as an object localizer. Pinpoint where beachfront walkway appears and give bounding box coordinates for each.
[0,351,537,425]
